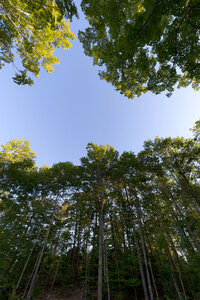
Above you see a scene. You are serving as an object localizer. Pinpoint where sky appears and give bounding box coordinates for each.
[0,6,200,167]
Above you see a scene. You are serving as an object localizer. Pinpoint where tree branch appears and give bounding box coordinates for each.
[142,0,161,30]
[173,0,193,66]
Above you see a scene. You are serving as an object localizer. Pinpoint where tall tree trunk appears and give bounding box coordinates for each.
[124,187,149,300]
[131,216,149,300]
[84,226,90,300]
[109,211,120,287]
[170,172,200,217]
[16,230,41,291]
[134,192,154,300]
[178,169,200,207]
[161,180,200,253]
[104,240,110,300]
[160,215,183,300]
[165,245,183,300]
[148,257,159,299]
[167,233,187,300]
[25,215,53,300]
[22,251,40,299]
[47,254,62,300]
[98,192,103,300]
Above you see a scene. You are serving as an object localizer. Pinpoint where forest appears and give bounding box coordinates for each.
[0,120,200,300]
[1,0,200,299]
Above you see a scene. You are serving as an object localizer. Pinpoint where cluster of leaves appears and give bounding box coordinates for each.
[1,0,200,98]
[0,0,77,85]
[0,120,200,299]
[79,0,200,98]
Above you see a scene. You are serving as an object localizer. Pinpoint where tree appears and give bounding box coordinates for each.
[80,143,119,300]
[192,119,200,141]
[0,139,36,165]
[79,0,200,98]
[0,0,77,85]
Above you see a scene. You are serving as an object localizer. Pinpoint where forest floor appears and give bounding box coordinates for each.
[36,287,83,300]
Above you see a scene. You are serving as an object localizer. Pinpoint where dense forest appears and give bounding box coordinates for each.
[0,120,200,300]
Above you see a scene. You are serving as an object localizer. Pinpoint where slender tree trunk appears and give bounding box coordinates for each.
[161,181,200,252]
[165,245,183,300]
[47,254,62,300]
[74,223,81,282]
[134,192,153,300]
[167,233,187,300]
[187,226,200,252]
[98,192,103,300]
[22,251,40,299]
[170,172,200,217]
[120,218,127,251]
[124,188,149,300]
[25,216,53,300]
[131,216,149,300]
[109,211,120,286]
[178,169,200,207]
[16,230,41,291]
[148,257,159,299]
[104,240,110,300]
[92,212,98,250]
[145,234,160,299]
[85,226,90,300]
[160,216,183,300]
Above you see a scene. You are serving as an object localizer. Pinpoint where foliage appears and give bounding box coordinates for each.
[192,119,200,141]
[79,0,200,98]
[0,0,77,84]
[0,120,200,299]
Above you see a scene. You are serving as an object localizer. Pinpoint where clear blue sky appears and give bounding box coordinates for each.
[0,6,200,167]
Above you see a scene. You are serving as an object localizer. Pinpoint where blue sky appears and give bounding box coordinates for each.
[0,6,200,167]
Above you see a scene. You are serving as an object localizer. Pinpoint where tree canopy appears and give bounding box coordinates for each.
[79,0,200,98]
[0,0,77,85]
[1,0,200,97]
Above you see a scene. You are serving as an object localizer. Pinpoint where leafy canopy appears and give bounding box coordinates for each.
[79,0,200,98]
[0,0,77,85]
[0,139,36,171]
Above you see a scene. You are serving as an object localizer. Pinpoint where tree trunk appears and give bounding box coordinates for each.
[104,240,110,300]
[161,180,200,253]
[16,230,41,291]
[124,187,149,300]
[178,169,200,207]
[47,254,62,300]
[148,257,159,299]
[134,192,153,300]
[109,211,120,287]
[98,192,103,300]
[165,245,183,300]
[167,233,187,300]
[25,216,53,300]
[170,172,200,217]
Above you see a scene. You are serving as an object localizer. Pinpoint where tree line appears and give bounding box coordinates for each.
[0,120,200,299]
